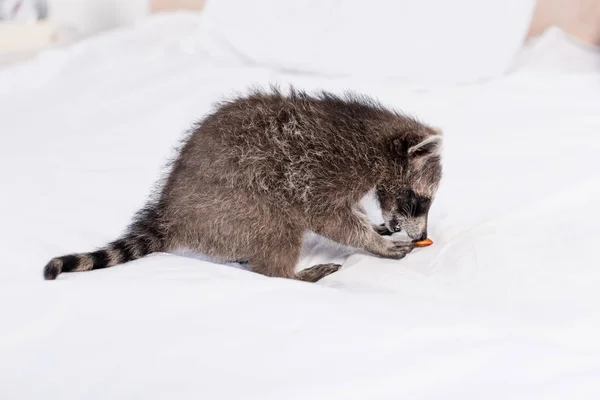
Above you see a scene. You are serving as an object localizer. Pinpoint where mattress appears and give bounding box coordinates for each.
[1,13,600,399]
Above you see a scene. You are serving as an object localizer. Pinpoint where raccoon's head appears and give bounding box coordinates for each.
[376,127,443,241]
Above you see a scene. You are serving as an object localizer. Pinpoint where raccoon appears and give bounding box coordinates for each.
[43,88,442,283]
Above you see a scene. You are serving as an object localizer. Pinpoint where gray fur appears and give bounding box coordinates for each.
[43,88,442,282]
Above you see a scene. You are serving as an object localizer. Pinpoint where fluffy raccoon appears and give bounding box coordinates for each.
[43,88,443,282]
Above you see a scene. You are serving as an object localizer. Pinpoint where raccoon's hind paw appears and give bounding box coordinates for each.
[297,263,342,282]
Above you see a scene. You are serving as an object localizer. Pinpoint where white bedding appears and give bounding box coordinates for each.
[1,13,600,399]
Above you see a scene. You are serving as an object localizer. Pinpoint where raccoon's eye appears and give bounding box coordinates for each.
[415,196,431,215]
[416,196,430,206]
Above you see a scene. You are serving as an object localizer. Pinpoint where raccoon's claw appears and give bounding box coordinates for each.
[374,223,392,236]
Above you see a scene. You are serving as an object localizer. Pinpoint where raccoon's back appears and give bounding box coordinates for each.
[179,94,384,196]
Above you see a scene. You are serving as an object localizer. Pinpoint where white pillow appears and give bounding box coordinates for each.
[200,0,536,85]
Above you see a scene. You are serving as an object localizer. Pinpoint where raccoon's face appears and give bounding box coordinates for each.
[377,129,442,241]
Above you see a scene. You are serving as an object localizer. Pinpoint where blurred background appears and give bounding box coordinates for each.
[1,0,598,68]
[0,0,204,33]
[0,0,204,62]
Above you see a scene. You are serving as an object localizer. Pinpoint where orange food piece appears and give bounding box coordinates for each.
[415,238,433,247]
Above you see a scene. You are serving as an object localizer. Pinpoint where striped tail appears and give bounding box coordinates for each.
[43,234,163,280]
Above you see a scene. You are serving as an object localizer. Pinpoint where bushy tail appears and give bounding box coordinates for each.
[43,201,168,280]
[43,232,164,280]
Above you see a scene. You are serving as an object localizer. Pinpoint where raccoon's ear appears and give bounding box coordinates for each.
[391,138,410,159]
[408,135,443,158]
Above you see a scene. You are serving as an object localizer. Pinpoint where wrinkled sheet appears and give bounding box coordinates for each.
[1,13,600,399]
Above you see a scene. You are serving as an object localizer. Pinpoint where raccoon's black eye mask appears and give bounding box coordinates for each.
[397,189,431,217]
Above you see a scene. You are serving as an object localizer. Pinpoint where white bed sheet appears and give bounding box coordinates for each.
[1,13,600,399]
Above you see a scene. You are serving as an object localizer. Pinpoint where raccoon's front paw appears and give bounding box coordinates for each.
[374,223,392,236]
[383,241,415,260]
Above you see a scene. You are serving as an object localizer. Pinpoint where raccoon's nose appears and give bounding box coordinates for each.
[393,224,402,232]
[418,232,428,241]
